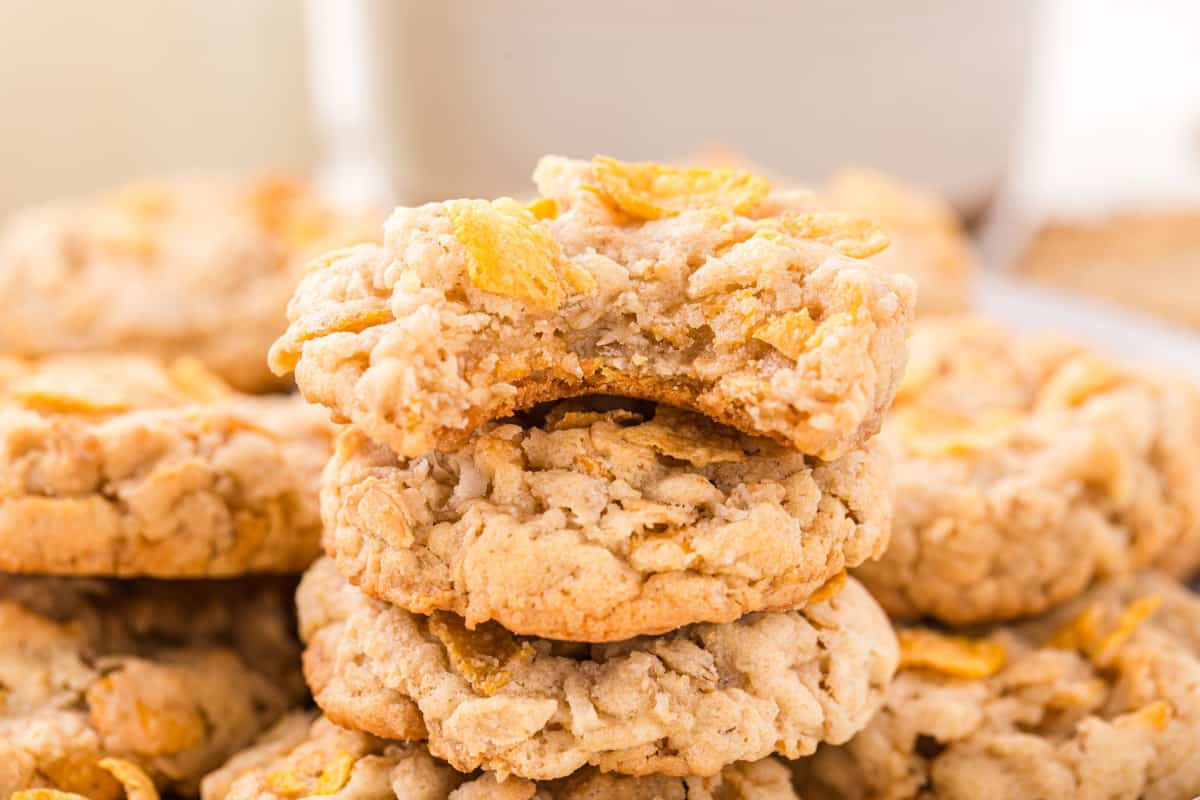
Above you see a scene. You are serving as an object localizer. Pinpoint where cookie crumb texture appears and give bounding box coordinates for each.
[325,397,892,641]
[297,557,898,781]
[857,316,1200,624]
[0,174,377,393]
[0,355,332,576]
[203,712,802,800]
[795,573,1200,800]
[0,573,303,799]
[270,156,915,461]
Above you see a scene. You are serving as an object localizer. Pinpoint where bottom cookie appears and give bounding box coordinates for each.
[298,557,898,781]
[0,573,304,799]
[203,711,802,800]
[793,573,1200,800]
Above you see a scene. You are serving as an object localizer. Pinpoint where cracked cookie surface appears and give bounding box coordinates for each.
[0,572,303,798]
[270,155,915,461]
[855,316,1200,624]
[324,397,891,641]
[297,557,898,781]
[794,573,1200,800]
[202,712,802,800]
[0,354,332,576]
[0,174,376,393]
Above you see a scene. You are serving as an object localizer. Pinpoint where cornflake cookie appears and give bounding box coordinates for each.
[0,572,303,799]
[297,557,898,781]
[855,316,1200,624]
[0,354,332,577]
[270,155,915,461]
[825,168,972,316]
[324,396,892,641]
[794,573,1200,800]
[203,712,802,800]
[0,174,376,392]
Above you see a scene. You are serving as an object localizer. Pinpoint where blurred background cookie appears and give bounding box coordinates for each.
[0,573,302,798]
[855,315,1200,624]
[794,573,1200,799]
[0,354,332,577]
[0,174,377,392]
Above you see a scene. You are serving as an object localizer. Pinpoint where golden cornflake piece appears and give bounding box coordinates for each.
[545,407,645,432]
[428,611,534,696]
[447,198,596,312]
[1051,594,1163,663]
[753,309,819,360]
[10,368,137,414]
[591,155,770,220]
[11,792,91,800]
[1035,353,1125,411]
[525,196,559,220]
[86,673,207,755]
[897,629,1007,679]
[623,409,749,466]
[265,750,356,798]
[808,570,848,605]
[166,357,231,403]
[771,213,890,258]
[97,759,160,800]
[1116,700,1173,732]
[895,406,1022,457]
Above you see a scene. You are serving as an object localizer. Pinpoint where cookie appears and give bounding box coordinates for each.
[1017,211,1200,331]
[0,174,376,392]
[855,316,1200,624]
[202,712,802,800]
[825,168,972,317]
[297,556,898,781]
[0,572,303,799]
[270,155,915,461]
[324,397,892,641]
[794,573,1200,800]
[0,354,332,577]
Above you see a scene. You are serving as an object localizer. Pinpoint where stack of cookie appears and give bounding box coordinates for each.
[0,354,333,798]
[794,315,1200,799]
[0,174,378,799]
[205,156,918,798]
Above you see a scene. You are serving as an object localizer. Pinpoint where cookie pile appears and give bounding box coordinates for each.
[0,354,333,798]
[794,315,1200,799]
[203,156,917,797]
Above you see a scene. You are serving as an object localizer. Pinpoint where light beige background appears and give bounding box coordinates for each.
[0,0,316,216]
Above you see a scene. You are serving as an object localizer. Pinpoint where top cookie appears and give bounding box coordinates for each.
[270,155,915,461]
[855,316,1200,624]
[0,174,376,393]
[0,354,332,577]
[794,573,1200,800]
[202,711,802,800]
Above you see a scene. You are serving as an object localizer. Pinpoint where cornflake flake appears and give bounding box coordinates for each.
[898,629,1007,679]
[770,212,890,258]
[447,198,595,312]
[429,611,534,696]
[591,155,770,220]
